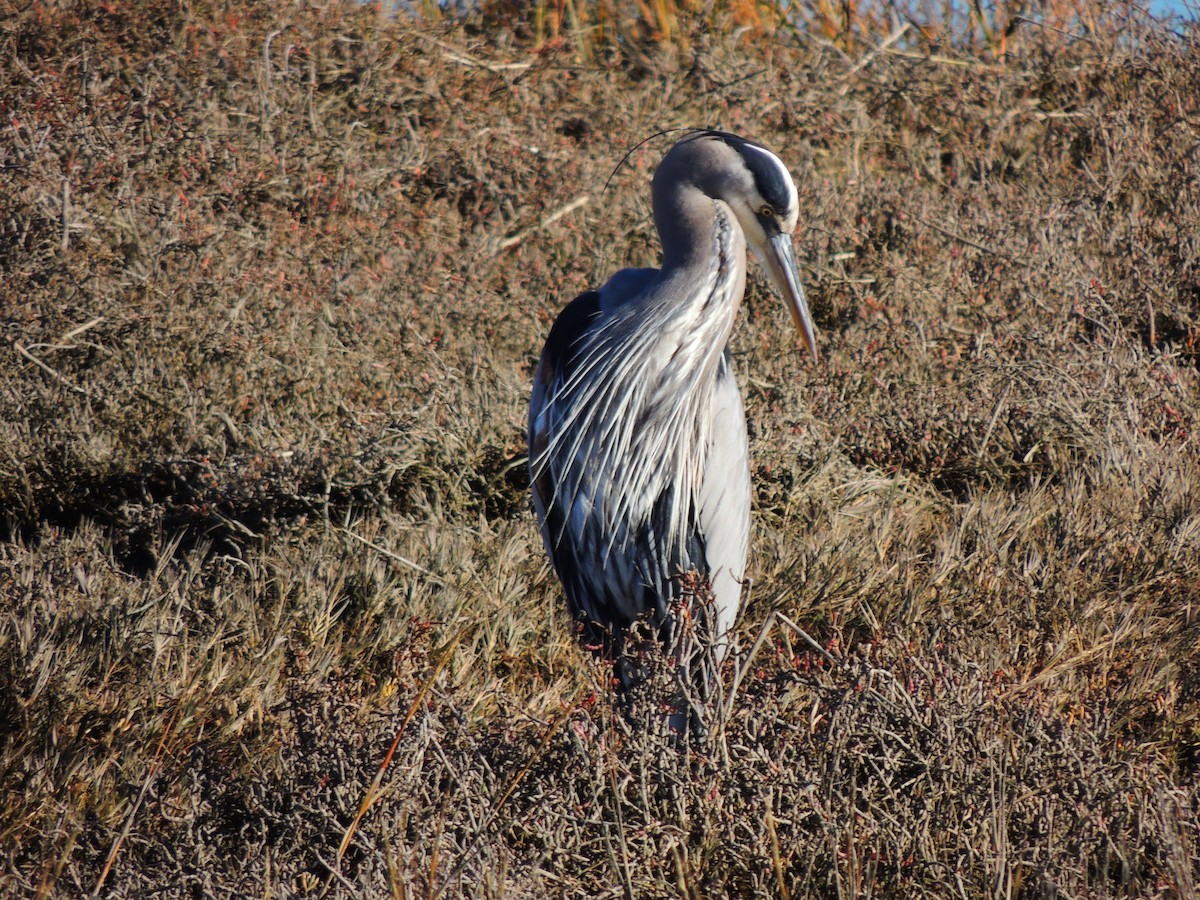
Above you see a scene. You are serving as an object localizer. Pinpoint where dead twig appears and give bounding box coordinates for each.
[336,629,465,868]
[410,31,533,73]
[342,528,448,587]
[493,195,590,255]
[14,341,89,396]
[59,178,70,252]
[840,22,911,95]
[91,705,182,898]
[431,696,580,899]
[917,216,1009,258]
[976,380,1013,459]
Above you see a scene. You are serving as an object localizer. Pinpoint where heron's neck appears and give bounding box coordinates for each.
[634,188,748,406]
[651,186,747,344]
[655,184,739,273]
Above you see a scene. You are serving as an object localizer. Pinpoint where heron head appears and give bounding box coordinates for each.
[670,131,819,362]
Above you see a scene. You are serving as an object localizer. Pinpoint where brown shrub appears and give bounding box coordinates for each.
[1,0,1198,895]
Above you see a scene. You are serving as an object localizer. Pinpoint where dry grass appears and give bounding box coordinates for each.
[2,0,1199,896]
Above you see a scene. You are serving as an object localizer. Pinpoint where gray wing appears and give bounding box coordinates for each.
[529,289,625,642]
[528,287,602,587]
[530,272,701,650]
[695,350,751,653]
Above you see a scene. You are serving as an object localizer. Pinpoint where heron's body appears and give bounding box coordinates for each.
[529,263,751,648]
[528,131,816,728]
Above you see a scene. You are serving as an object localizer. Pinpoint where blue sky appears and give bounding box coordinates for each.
[1150,0,1196,17]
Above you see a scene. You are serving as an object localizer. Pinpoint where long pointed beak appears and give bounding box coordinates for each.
[763,232,818,362]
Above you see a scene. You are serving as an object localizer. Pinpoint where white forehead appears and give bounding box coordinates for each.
[739,141,798,218]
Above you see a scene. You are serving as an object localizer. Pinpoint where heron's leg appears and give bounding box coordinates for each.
[664,573,724,741]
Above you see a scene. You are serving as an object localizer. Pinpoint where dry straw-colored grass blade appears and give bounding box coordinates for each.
[336,629,465,870]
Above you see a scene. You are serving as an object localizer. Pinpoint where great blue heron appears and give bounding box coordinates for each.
[528,130,817,732]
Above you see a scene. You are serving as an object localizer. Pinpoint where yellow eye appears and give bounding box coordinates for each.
[760,205,774,218]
